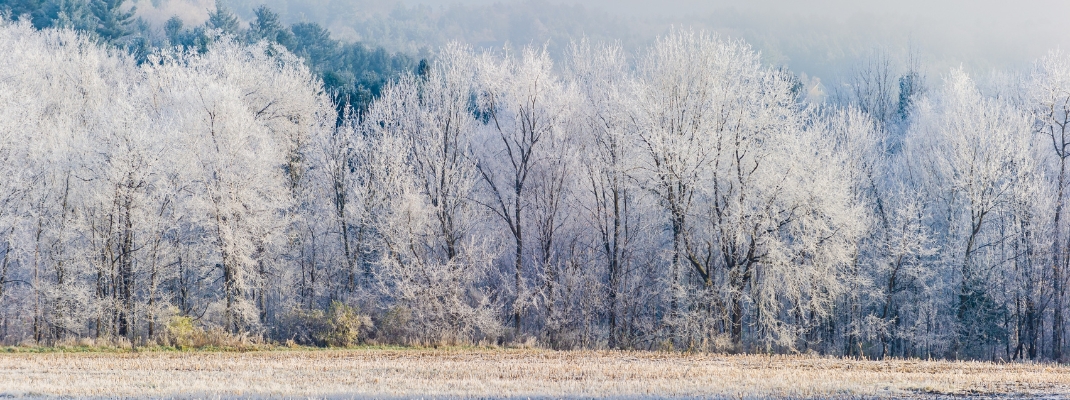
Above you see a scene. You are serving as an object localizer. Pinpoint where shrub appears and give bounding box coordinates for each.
[166,315,199,348]
[376,305,412,344]
[284,301,372,347]
[163,315,260,350]
[315,301,372,347]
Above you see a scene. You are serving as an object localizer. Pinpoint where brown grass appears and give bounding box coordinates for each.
[0,348,1067,398]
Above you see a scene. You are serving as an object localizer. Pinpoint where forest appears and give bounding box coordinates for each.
[1,0,1069,364]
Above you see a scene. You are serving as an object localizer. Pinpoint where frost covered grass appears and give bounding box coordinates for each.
[0,349,1067,398]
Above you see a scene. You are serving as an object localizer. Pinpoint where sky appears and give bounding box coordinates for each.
[396,0,1070,81]
[140,0,1070,96]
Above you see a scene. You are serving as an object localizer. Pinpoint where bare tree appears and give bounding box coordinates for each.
[1030,52,1070,361]
[471,45,571,337]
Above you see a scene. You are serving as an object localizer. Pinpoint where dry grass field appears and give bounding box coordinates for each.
[0,348,1068,398]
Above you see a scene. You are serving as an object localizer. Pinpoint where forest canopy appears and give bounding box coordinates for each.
[1,0,1070,363]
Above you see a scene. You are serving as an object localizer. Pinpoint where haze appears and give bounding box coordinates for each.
[155,0,1070,94]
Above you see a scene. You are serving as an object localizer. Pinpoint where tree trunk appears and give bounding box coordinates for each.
[117,193,134,341]
[223,260,237,332]
[513,223,523,336]
[1054,156,1066,361]
[731,290,743,346]
[668,188,682,338]
[512,182,524,337]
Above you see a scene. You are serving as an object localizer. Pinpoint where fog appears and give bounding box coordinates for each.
[148,0,1070,92]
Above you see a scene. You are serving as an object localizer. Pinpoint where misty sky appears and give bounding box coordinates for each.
[149,0,1070,96]
[395,0,1070,91]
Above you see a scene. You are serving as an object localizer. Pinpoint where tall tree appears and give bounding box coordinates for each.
[1031,51,1070,361]
[88,0,134,41]
[472,45,571,337]
[206,4,239,36]
[908,70,1037,358]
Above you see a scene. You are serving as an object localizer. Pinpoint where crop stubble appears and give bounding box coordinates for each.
[0,349,1067,398]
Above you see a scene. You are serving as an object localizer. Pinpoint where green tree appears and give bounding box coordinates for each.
[53,0,95,32]
[0,0,53,28]
[163,15,204,49]
[290,22,336,67]
[88,0,135,41]
[163,15,182,43]
[248,5,291,47]
[206,4,239,36]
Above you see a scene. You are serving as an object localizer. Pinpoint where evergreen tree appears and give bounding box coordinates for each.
[0,0,53,28]
[206,4,239,36]
[88,0,134,41]
[163,15,181,43]
[248,5,290,47]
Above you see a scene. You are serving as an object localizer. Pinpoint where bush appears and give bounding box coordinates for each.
[315,301,372,347]
[376,305,412,344]
[166,315,198,348]
[163,315,260,350]
[284,301,372,347]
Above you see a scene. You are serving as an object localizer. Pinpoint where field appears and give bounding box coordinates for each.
[0,348,1068,398]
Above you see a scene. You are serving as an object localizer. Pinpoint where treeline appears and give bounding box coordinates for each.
[2,18,1070,362]
[0,0,416,115]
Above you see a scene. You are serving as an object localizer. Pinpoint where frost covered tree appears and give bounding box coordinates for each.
[356,43,501,344]
[4,17,1070,359]
[0,21,335,341]
[566,39,655,348]
[905,70,1039,358]
[629,30,863,351]
[470,45,572,337]
[1029,52,1070,361]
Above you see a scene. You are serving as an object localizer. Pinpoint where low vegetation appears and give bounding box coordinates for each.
[0,349,1066,398]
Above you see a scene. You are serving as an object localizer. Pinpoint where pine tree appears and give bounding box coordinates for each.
[88,0,134,41]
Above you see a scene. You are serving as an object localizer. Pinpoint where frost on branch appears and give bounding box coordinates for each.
[0,21,1068,360]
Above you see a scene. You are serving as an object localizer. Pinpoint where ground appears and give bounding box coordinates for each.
[0,348,1067,398]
